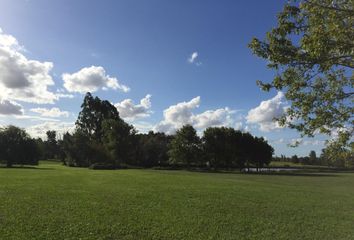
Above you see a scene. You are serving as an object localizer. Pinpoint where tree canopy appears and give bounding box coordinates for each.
[0,126,40,167]
[248,0,353,151]
[168,125,202,167]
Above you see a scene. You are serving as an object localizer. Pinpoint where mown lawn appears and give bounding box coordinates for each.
[0,161,353,240]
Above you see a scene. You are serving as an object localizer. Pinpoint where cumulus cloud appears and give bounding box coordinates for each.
[193,108,235,129]
[154,96,237,134]
[0,28,57,104]
[30,107,69,118]
[115,94,152,120]
[62,66,130,93]
[246,92,288,131]
[26,121,75,139]
[0,99,23,115]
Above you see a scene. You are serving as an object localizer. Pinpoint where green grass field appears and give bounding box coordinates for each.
[1,161,354,240]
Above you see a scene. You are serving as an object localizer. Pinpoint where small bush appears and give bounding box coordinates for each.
[89,163,116,170]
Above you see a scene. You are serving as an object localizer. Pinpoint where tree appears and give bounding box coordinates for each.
[76,92,121,140]
[249,0,353,150]
[101,119,135,166]
[309,150,317,165]
[0,126,39,167]
[320,140,354,167]
[202,127,246,169]
[291,155,299,164]
[136,131,173,167]
[61,131,91,167]
[62,93,136,168]
[168,125,202,167]
[45,130,58,159]
[250,137,274,170]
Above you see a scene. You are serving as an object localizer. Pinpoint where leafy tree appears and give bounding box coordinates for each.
[61,131,91,167]
[45,130,58,159]
[0,126,39,167]
[202,127,244,169]
[249,0,353,149]
[249,137,274,170]
[309,150,317,165]
[76,92,121,140]
[62,93,136,168]
[168,125,202,167]
[320,140,354,167]
[291,155,299,164]
[101,119,135,166]
[136,131,173,167]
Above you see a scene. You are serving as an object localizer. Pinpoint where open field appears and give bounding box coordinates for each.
[1,161,354,240]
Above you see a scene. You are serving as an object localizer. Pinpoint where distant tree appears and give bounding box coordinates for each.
[45,130,58,159]
[61,131,91,167]
[101,119,135,167]
[291,155,299,164]
[249,0,353,150]
[239,132,256,170]
[309,150,317,165]
[0,126,39,167]
[168,125,202,167]
[250,137,274,170]
[202,127,246,169]
[76,92,121,140]
[136,131,173,167]
[62,93,136,168]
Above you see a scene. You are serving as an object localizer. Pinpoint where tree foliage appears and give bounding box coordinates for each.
[249,0,353,149]
[202,127,273,170]
[76,92,122,140]
[135,131,172,167]
[0,126,40,167]
[168,125,202,167]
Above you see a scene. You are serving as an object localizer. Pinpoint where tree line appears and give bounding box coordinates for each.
[0,93,274,170]
[273,149,354,168]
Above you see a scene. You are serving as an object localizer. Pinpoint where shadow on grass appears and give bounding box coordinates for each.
[169,168,343,177]
[0,166,54,170]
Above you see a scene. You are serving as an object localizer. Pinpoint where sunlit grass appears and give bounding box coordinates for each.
[0,161,353,239]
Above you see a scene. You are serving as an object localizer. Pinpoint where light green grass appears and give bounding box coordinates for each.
[0,161,354,240]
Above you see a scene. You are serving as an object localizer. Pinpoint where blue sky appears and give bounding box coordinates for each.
[0,0,328,156]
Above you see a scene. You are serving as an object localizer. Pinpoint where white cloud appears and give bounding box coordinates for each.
[30,107,69,118]
[193,108,235,129]
[154,96,237,134]
[26,121,75,139]
[303,139,325,146]
[246,92,287,131]
[114,94,152,120]
[188,52,198,63]
[188,51,202,66]
[0,29,57,104]
[15,115,61,122]
[62,66,130,94]
[0,99,23,115]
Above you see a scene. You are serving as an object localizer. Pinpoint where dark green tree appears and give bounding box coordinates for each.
[45,130,58,159]
[76,92,121,140]
[309,150,317,165]
[249,0,353,150]
[202,127,245,169]
[101,119,135,167]
[0,126,39,167]
[168,125,202,167]
[291,155,299,164]
[61,131,91,167]
[249,137,274,171]
[135,131,173,167]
